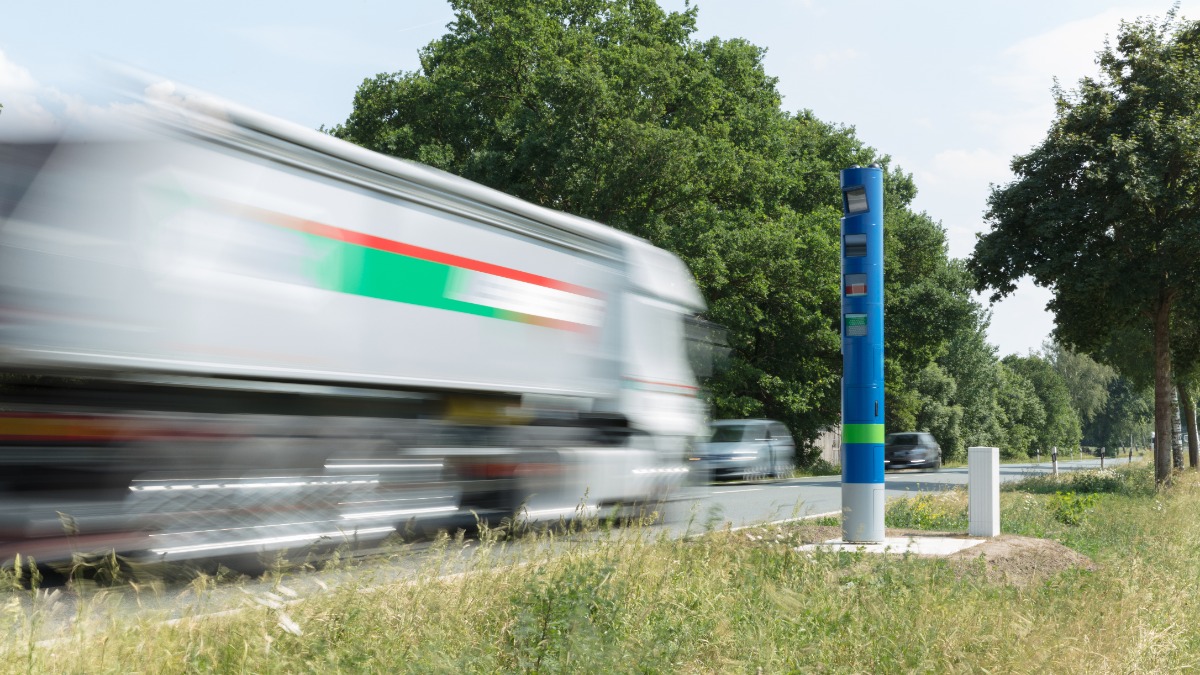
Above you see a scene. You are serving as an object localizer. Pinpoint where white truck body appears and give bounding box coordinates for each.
[0,94,707,558]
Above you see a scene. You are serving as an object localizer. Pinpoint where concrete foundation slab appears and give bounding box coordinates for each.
[796,535,985,557]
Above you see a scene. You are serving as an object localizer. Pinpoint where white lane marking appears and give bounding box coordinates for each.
[729,511,841,532]
[711,488,764,494]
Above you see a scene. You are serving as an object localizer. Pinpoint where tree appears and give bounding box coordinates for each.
[1180,383,1199,467]
[1043,341,1115,428]
[969,13,1200,485]
[994,362,1047,460]
[1085,376,1153,452]
[911,363,965,460]
[929,303,1004,461]
[332,0,973,463]
[883,212,978,434]
[1003,354,1082,455]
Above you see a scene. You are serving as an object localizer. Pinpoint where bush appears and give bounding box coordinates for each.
[1047,491,1099,525]
[797,458,840,477]
[1005,464,1153,497]
[884,490,968,530]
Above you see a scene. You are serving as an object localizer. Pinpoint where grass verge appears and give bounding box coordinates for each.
[3,464,1200,673]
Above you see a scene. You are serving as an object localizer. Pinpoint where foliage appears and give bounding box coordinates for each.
[1084,376,1153,450]
[331,0,981,460]
[938,310,1006,459]
[970,12,1200,483]
[795,457,840,477]
[1004,463,1154,497]
[1043,340,1115,426]
[1047,491,1099,525]
[884,224,979,437]
[910,363,965,460]
[1003,353,1082,454]
[883,489,968,530]
[994,361,1046,460]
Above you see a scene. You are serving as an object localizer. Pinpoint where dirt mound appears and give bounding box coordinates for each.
[941,533,1097,587]
[781,525,1097,587]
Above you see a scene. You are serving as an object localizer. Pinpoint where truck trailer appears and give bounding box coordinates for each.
[0,89,709,562]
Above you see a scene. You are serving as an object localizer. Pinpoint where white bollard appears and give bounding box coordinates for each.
[968,446,1000,537]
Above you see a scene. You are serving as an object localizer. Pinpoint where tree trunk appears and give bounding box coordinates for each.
[1182,385,1200,470]
[1172,384,1184,469]
[1153,293,1174,486]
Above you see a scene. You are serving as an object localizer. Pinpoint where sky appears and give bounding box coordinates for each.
[0,0,1191,356]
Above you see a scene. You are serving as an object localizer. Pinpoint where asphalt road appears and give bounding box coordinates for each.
[666,455,1141,536]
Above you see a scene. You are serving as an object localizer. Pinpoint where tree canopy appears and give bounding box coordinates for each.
[1003,353,1082,455]
[1043,340,1115,427]
[970,12,1200,484]
[332,0,982,462]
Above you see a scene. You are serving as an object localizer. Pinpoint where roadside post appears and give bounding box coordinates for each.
[839,164,885,544]
[1052,446,1058,476]
[1100,447,1105,469]
[968,446,1000,537]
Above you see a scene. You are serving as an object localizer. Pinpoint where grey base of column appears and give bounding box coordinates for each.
[842,482,884,543]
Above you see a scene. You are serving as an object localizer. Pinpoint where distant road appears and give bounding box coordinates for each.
[667,456,1141,536]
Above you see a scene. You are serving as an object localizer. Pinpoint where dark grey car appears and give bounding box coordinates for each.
[691,419,796,481]
[884,432,941,471]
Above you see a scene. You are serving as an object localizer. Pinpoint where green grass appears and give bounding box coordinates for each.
[3,464,1200,672]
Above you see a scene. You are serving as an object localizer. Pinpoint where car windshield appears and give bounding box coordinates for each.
[887,433,919,445]
[710,425,752,443]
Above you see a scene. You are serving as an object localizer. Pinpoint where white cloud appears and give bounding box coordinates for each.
[912,7,1163,353]
[918,148,1010,190]
[984,7,1158,151]
[0,51,157,138]
[997,9,1131,101]
[0,49,61,136]
[909,147,1010,258]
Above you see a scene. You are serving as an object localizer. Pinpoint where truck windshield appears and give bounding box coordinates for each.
[684,316,729,378]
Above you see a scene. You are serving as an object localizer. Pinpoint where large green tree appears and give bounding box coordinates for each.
[970,13,1200,485]
[1043,341,1115,429]
[333,0,975,462]
[1085,376,1153,452]
[910,362,965,460]
[1003,353,1082,455]
[996,363,1048,460]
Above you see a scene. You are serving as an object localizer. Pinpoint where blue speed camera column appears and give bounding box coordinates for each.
[840,165,885,543]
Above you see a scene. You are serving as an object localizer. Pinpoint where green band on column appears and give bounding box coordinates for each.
[843,423,885,444]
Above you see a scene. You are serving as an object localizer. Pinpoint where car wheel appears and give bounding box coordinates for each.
[771,452,788,479]
[748,456,770,482]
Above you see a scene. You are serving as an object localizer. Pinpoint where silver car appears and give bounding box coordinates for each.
[691,419,796,481]
[884,432,941,471]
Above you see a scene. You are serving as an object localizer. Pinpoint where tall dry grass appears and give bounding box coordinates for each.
[1,465,1198,673]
